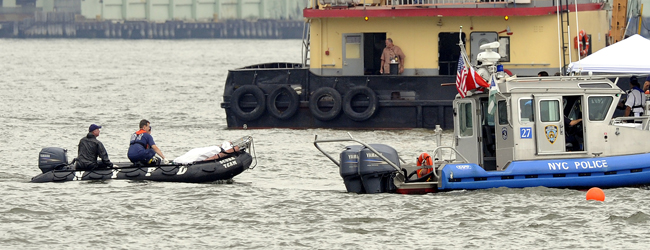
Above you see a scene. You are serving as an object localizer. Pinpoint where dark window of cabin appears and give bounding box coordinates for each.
[588,96,613,121]
[498,100,508,125]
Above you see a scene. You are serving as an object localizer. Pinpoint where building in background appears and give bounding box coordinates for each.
[0,0,307,38]
[622,0,650,38]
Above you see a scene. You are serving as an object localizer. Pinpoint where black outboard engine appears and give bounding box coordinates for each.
[340,144,399,194]
[340,145,365,194]
[39,147,69,173]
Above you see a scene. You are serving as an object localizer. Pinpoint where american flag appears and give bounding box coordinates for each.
[455,50,490,98]
[456,54,469,98]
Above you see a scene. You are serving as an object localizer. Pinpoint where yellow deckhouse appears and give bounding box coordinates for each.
[305,0,610,76]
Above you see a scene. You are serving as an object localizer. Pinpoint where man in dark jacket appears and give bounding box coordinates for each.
[77,124,113,170]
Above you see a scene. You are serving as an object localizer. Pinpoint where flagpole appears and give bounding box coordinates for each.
[458,26,472,69]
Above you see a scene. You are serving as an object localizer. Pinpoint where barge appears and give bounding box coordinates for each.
[221,0,611,129]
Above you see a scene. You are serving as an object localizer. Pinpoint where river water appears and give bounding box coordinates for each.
[1,39,649,249]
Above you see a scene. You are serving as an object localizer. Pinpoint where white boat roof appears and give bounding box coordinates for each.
[499,76,624,95]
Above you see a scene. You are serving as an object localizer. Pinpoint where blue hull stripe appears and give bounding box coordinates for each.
[439,153,650,190]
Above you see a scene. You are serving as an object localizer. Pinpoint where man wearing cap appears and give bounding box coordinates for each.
[77,124,113,170]
[127,119,168,165]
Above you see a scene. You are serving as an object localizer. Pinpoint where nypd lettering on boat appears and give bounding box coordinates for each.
[74,171,84,180]
[111,168,120,179]
[547,160,608,170]
[455,165,471,170]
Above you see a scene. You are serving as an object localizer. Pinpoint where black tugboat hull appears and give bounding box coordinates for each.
[221,64,458,129]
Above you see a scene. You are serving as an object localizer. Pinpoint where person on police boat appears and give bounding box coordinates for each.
[624,76,646,117]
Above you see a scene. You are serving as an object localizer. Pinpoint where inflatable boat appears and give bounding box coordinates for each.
[32,136,256,183]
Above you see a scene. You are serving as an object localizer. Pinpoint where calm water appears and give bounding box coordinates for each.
[1,39,649,249]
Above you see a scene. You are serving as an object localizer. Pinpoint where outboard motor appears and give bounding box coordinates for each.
[38,147,69,173]
[339,144,400,194]
[340,145,365,194]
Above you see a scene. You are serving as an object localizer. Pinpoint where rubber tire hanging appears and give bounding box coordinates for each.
[342,86,378,122]
[309,87,342,121]
[230,85,266,121]
[266,85,300,120]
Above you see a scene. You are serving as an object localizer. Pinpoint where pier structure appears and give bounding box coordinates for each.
[0,0,306,39]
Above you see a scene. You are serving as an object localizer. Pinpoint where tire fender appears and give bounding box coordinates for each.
[342,86,378,122]
[267,85,300,120]
[230,85,266,121]
[309,87,342,121]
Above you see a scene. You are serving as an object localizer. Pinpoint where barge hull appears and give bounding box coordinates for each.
[221,65,459,129]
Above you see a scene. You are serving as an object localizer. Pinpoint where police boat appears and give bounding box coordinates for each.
[313,42,650,194]
[31,136,257,183]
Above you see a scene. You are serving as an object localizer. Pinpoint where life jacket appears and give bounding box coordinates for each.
[130,129,150,149]
[416,153,434,178]
[630,87,644,110]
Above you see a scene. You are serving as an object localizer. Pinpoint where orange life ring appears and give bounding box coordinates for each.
[416,153,434,178]
[573,30,590,57]
[416,153,433,166]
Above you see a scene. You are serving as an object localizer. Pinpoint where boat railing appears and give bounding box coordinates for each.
[389,0,508,5]
[611,116,650,130]
[386,0,597,6]
[317,0,604,9]
[239,62,304,70]
[417,146,469,179]
[313,133,405,172]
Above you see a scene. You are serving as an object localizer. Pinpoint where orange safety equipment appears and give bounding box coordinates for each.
[416,153,434,178]
[574,30,590,57]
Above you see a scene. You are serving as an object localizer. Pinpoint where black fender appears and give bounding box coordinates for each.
[230,85,266,121]
[266,85,300,119]
[309,87,342,121]
[342,86,378,122]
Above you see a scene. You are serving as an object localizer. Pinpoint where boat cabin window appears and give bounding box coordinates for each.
[540,100,561,122]
[498,100,508,125]
[459,102,473,136]
[588,96,614,121]
[579,83,612,88]
[498,37,510,62]
[519,98,534,123]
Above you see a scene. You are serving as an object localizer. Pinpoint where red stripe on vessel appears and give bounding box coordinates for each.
[304,3,602,18]
[396,188,437,194]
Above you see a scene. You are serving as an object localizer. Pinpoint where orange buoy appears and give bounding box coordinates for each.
[586,187,605,201]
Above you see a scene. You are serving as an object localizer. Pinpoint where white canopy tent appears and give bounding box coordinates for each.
[569,34,650,74]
